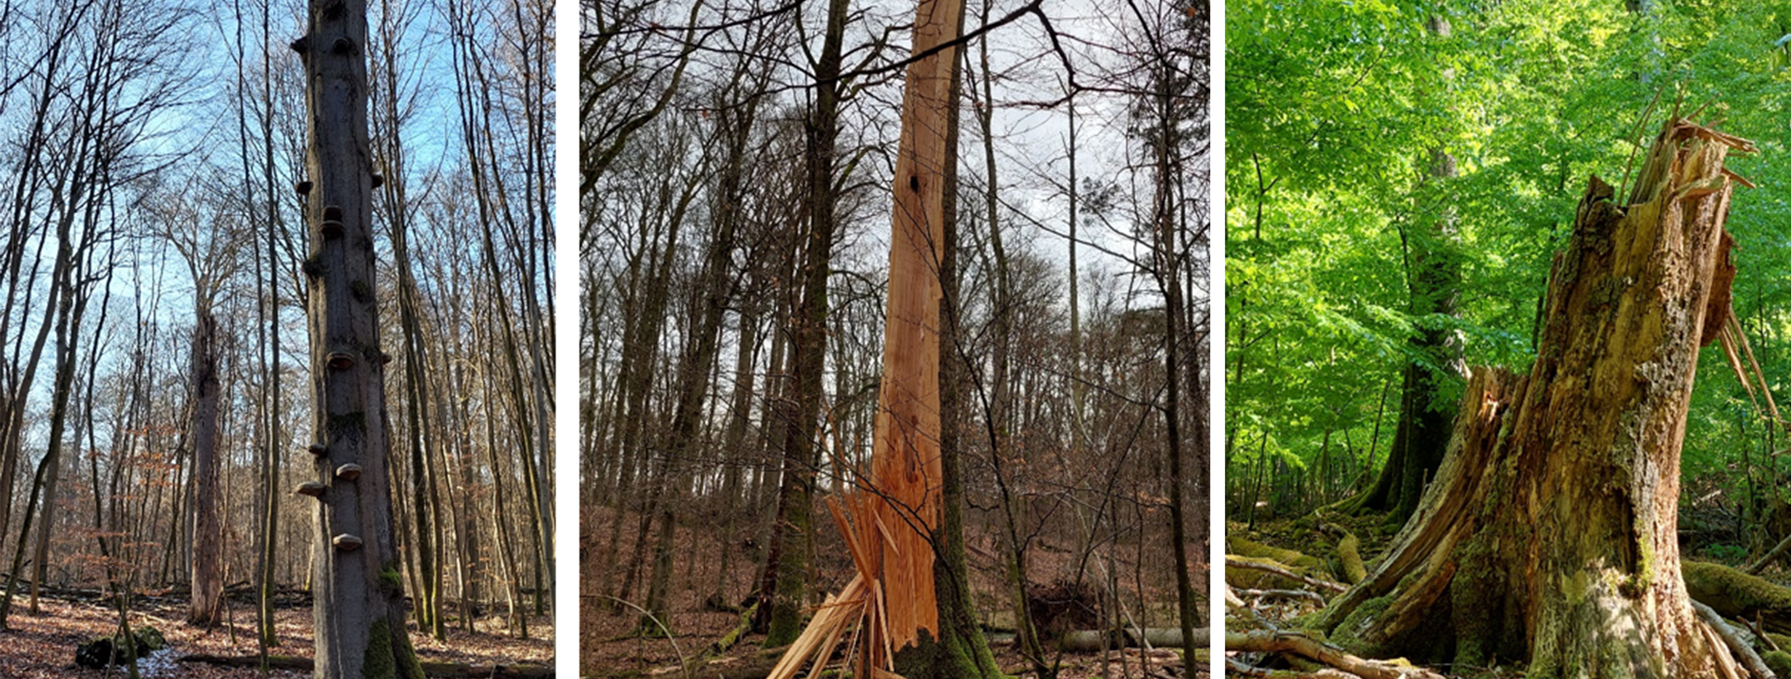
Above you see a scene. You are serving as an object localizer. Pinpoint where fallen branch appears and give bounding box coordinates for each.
[1747,532,1791,575]
[699,600,759,661]
[1225,630,1444,679]
[1227,656,1362,679]
[1320,525,1367,585]
[1227,556,1347,594]
[1236,588,1328,606]
[178,654,553,678]
[1691,600,1778,679]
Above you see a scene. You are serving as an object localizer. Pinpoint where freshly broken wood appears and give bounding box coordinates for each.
[1225,630,1445,679]
[1058,627,1209,652]
[765,0,964,670]
[1227,556,1347,594]
[1692,599,1778,679]
[178,653,552,677]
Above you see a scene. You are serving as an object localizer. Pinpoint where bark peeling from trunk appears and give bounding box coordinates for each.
[1314,118,1758,679]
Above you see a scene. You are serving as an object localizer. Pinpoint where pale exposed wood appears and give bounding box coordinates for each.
[767,0,965,672]
[1226,630,1446,679]
[1692,600,1774,679]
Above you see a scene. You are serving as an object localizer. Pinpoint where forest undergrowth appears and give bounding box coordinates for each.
[1225,499,1791,678]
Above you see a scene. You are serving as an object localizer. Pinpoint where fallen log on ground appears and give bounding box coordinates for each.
[1320,525,1366,585]
[178,653,552,678]
[1058,627,1208,652]
[1685,560,1791,636]
[1231,538,1329,573]
[1225,630,1444,679]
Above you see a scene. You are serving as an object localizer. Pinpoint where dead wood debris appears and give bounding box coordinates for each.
[1225,629,1443,679]
[1225,556,1346,595]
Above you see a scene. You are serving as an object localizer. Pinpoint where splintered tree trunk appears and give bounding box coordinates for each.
[296,0,422,676]
[869,0,968,653]
[189,310,224,626]
[763,0,971,673]
[1313,119,1758,678]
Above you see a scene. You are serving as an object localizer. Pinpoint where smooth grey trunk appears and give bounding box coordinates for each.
[297,0,421,676]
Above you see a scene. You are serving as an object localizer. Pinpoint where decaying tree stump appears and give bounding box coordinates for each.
[1302,118,1759,677]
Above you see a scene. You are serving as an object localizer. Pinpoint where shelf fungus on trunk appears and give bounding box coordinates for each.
[331,534,363,552]
[295,481,326,498]
[325,352,354,370]
[334,463,362,481]
[307,442,329,457]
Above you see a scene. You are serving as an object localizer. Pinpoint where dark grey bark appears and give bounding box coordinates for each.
[297,0,421,675]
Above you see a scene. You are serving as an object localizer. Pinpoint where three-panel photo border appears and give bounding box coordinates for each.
[0,0,1779,677]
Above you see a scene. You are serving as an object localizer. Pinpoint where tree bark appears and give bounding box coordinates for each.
[188,310,224,626]
[297,0,423,675]
[759,0,848,645]
[1313,119,1758,678]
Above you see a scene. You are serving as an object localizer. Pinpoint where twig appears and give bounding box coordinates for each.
[603,596,690,679]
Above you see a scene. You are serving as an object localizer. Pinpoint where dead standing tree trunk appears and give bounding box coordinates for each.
[295,0,422,676]
[188,310,223,626]
[1305,118,1759,677]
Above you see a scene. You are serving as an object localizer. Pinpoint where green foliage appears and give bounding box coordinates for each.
[1229,0,1791,518]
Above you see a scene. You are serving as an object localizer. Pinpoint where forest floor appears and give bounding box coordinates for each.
[584,505,1206,678]
[1225,504,1791,678]
[0,593,553,678]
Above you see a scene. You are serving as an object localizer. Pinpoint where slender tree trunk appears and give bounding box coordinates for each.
[760,0,848,645]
